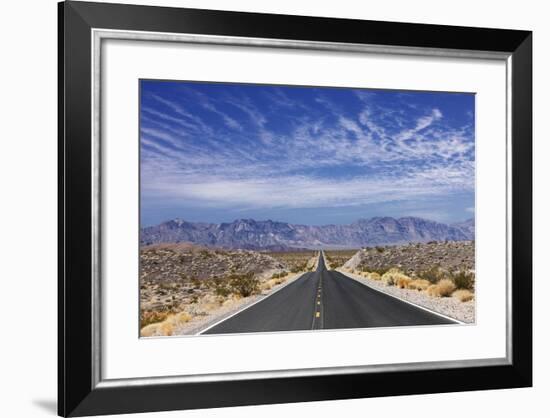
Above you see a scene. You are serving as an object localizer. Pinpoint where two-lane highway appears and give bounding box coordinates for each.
[202,252,456,334]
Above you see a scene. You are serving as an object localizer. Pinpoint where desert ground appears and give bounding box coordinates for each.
[139,244,317,336]
[139,241,475,336]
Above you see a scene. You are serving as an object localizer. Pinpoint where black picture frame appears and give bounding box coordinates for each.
[58,1,532,416]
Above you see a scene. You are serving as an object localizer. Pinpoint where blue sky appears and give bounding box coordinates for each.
[140,80,475,227]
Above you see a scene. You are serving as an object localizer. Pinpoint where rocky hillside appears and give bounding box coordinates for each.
[140,243,285,283]
[141,217,475,249]
[343,241,475,276]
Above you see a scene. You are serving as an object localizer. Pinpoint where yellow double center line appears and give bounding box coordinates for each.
[312,271,324,328]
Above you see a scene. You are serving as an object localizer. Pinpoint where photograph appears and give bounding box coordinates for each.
[139,80,476,337]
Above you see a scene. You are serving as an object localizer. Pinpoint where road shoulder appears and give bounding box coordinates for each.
[336,269,474,324]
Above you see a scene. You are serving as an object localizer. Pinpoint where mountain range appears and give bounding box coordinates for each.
[140,216,475,250]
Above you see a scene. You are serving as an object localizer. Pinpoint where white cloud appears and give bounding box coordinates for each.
[397,108,443,141]
[141,89,474,213]
[199,99,243,131]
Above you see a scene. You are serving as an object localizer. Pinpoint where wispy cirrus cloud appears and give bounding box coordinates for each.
[140,81,475,225]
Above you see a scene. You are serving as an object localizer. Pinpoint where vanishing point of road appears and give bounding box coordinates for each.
[202,252,457,335]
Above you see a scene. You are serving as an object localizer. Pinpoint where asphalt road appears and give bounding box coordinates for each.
[202,252,456,335]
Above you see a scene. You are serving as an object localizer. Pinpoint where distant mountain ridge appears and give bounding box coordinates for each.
[140,216,475,250]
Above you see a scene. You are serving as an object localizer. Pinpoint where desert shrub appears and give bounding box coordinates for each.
[172,311,192,323]
[228,272,259,297]
[378,267,391,275]
[212,277,231,298]
[290,262,308,273]
[261,277,285,291]
[419,266,445,284]
[368,272,382,281]
[160,321,174,336]
[436,279,456,297]
[192,295,222,315]
[427,279,456,297]
[451,270,475,290]
[453,289,474,302]
[221,295,242,306]
[261,280,274,292]
[427,284,439,297]
[408,279,430,291]
[140,310,170,327]
[271,271,288,279]
[159,312,193,336]
[376,246,385,253]
[140,323,162,337]
[363,266,390,276]
[326,256,344,269]
[381,268,408,286]
[397,276,412,289]
[140,312,192,337]
[381,273,396,286]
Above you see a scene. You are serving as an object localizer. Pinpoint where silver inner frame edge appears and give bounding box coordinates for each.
[90,28,513,389]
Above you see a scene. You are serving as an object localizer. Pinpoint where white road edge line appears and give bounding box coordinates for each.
[337,270,466,325]
[196,271,311,335]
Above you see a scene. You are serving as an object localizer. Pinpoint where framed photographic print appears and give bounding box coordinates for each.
[58,1,532,416]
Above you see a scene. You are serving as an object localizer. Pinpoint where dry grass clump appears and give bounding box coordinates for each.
[271,271,288,280]
[268,251,316,272]
[191,294,223,315]
[360,266,391,276]
[222,294,243,307]
[453,289,474,302]
[397,276,412,289]
[427,284,438,297]
[407,279,431,291]
[368,272,382,281]
[381,269,411,287]
[140,310,170,327]
[419,266,446,284]
[436,279,456,296]
[140,312,193,337]
[261,275,287,291]
[427,279,456,297]
[290,262,310,273]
